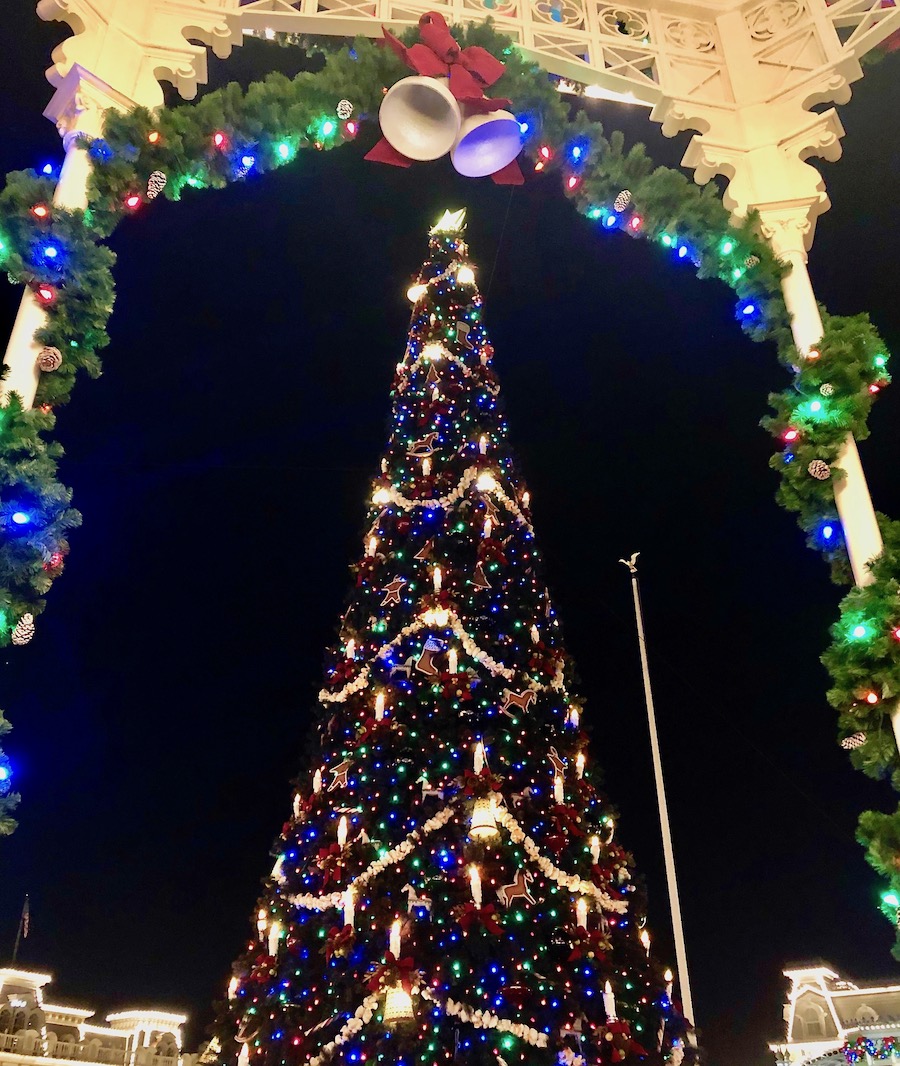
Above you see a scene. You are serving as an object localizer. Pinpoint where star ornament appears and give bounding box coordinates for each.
[381,577,407,606]
[431,208,466,234]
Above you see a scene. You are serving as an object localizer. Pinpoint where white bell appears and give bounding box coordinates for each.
[451,109,522,178]
[383,984,415,1023]
[379,75,461,161]
[469,795,499,840]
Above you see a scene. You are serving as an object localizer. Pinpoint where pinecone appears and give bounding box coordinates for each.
[147,171,168,200]
[841,732,867,750]
[807,459,831,480]
[820,383,835,396]
[613,190,632,213]
[37,346,62,372]
[745,254,760,269]
[11,613,35,646]
[337,99,354,120]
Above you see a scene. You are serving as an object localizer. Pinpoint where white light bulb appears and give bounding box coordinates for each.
[476,472,496,492]
[457,265,475,285]
[407,283,427,302]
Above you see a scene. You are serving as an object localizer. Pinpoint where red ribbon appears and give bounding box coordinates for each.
[457,901,503,935]
[324,924,356,963]
[462,767,503,797]
[439,671,472,700]
[367,952,418,994]
[383,12,509,110]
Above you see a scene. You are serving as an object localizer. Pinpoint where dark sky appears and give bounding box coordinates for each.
[1,7,899,1066]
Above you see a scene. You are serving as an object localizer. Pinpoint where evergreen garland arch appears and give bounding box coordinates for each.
[1,21,899,944]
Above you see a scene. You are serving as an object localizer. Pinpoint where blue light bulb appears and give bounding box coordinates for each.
[742,303,756,316]
[42,163,54,175]
[241,154,255,168]
[518,121,529,134]
[571,145,582,159]
[0,767,8,782]
[604,215,617,229]
[678,245,688,258]
[11,512,30,525]
[45,245,59,259]
[822,525,834,540]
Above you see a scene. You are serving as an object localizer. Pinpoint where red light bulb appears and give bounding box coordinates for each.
[213,131,226,148]
[31,204,49,219]
[893,628,900,641]
[784,428,799,442]
[35,283,56,304]
[124,194,141,209]
[148,131,160,144]
[539,145,551,160]
[630,215,643,230]
[346,121,357,136]
[566,175,579,190]
[870,384,881,393]
[866,691,879,704]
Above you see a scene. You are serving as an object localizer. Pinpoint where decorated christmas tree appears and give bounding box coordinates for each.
[227,211,679,1066]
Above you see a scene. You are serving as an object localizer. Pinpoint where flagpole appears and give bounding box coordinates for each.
[619,553,696,1037]
[11,895,29,964]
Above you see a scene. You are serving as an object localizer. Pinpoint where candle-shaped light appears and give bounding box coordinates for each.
[469,865,482,908]
[257,907,267,940]
[431,384,440,402]
[433,566,442,593]
[664,969,674,996]
[375,692,386,721]
[293,793,302,819]
[576,898,588,929]
[590,835,600,864]
[342,887,355,929]
[346,638,356,660]
[483,518,493,539]
[566,705,580,729]
[640,929,651,956]
[576,752,586,779]
[554,774,564,804]
[474,740,486,774]
[422,457,432,476]
[337,815,348,848]
[366,536,377,558]
[530,624,540,644]
[448,647,458,674]
[313,768,323,794]
[389,918,402,958]
[522,491,530,509]
[603,981,617,1020]
[479,435,487,455]
[228,976,240,1000]
[268,920,281,957]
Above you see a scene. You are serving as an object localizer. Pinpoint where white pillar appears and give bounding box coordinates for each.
[1,66,136,410]
[760,210,884,589]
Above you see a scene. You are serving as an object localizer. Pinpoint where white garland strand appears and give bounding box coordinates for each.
[290,805,458,912]
[307,994,380,1066]
[420,987,548,1048]
[371,466,532,531]
[495,807,628,914]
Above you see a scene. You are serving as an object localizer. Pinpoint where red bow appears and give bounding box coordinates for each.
[324,924,356,963]
[477,539,507,566]
[355,715,389,744]
[462,767,503,797]
[317,844,345,886]
[566,927,610,962]
[457,902,503,935]
[366,12,523,185]
[367,952,418,994]
[439,671,472,700]
[384,12,508,110]
[552,803,586,838]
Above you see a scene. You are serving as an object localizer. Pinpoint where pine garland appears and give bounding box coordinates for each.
[0,24,897,898]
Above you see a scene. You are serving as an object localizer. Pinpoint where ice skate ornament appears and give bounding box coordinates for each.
[365,12,524,184]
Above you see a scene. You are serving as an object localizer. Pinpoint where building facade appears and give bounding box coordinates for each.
[0,969,201,1066]
[771,965,900,1066]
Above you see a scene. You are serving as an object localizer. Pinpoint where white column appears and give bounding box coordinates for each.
[760,210,884,589]
[1,67,136,410]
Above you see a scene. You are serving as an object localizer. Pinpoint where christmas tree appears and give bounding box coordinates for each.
[228,211,678,1066]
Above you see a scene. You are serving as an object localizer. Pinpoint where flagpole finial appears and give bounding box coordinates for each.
[618,552,640,574]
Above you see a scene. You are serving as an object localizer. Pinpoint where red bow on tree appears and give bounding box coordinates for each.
[600,1020,648,1063]
[477,538,507,566]
[329,658,357,684]
[566,927,610,962]
[316,843,345,886]
[462,766,503,797]
[324,924,356,963]
[529,640,558,677]
[355,715,390,744]
[365,12,523,185]
[367,952,418,994]
[457,901,503,934]
[438,671,472,700]
[552,803,587,838]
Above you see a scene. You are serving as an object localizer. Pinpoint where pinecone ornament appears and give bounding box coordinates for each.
[745,254,760,269]
[336,99,354,120]
[841,732,867,750]
[820,383,835,396]
[808,459,831,480]
[11,613,35,646]
[147,171,168,200]
[613,190,632,213]
[37,346,62,372]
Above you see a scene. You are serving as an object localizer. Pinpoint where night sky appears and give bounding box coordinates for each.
[1,7,899,1066]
